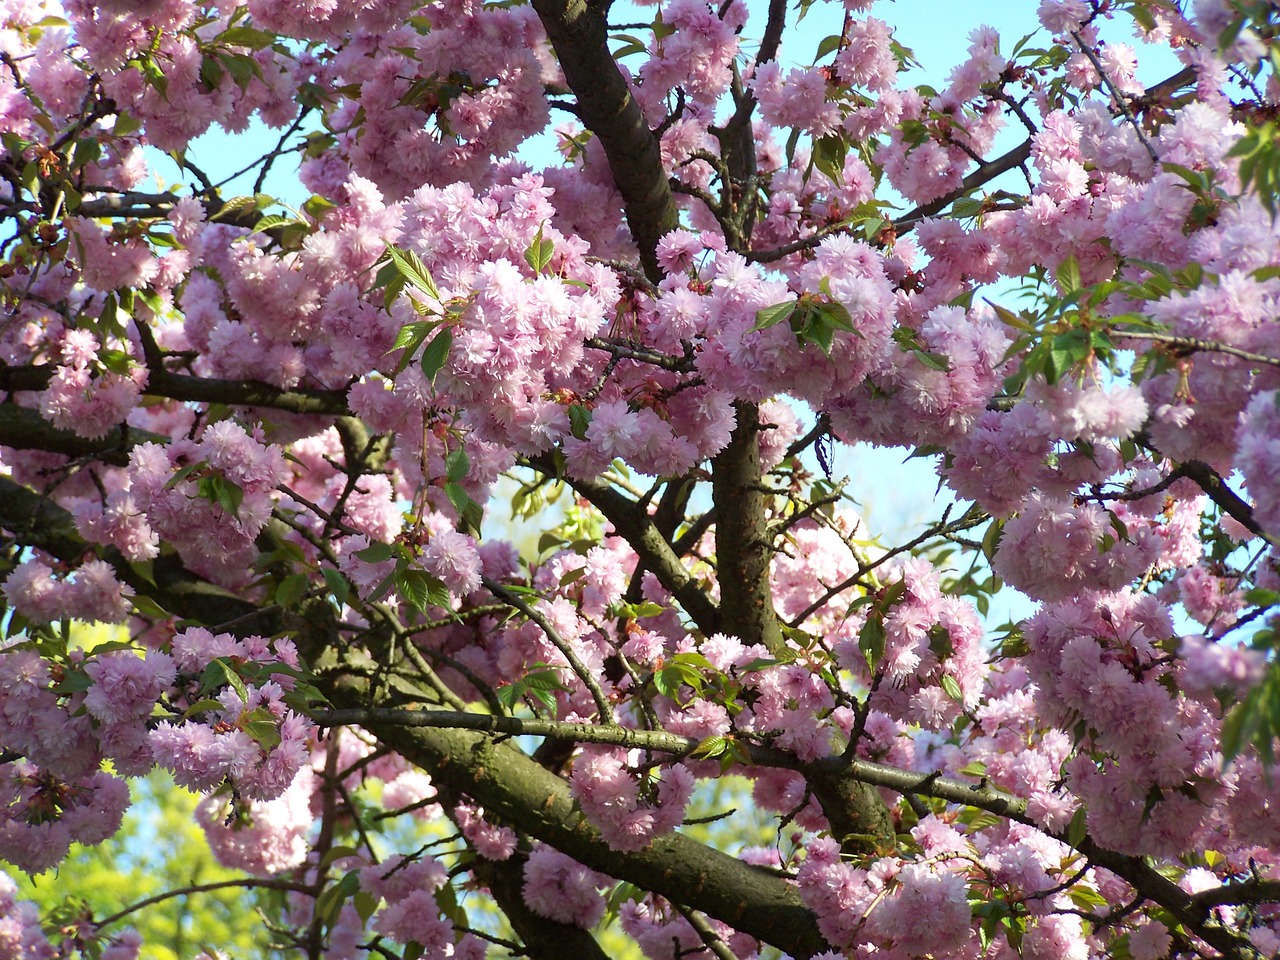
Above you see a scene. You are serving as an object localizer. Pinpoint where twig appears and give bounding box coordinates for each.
[481,577,614,722]
[584,337,694,372]
[95,878,312,929]
[1069,31,1158,163]
[787,506,990,627]
[1116,330,1280,369]
[673,902,738,960]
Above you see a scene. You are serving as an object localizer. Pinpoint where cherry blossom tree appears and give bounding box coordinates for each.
[4,0,1280,957]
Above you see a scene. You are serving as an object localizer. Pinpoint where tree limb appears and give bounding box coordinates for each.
[531,0,678,281]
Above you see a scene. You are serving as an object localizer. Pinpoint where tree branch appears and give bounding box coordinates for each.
[893,139,1033,233]
[531,0,678,280]
[711,401,783,654]
[1116,330,1280,369]
[317,672,829,959]
[482,576,614,721]
[525,455,721,636]
[0,362,350,416]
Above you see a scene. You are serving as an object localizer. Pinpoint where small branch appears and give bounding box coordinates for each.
[524,453,722,636]
[1078,470,1185,506]
[584,336,694,372]
[1069,31,1159,163]
[787,506,988,627]
[986,85,1039,135]
[314,707,698,754]
[747,222,851,264]
[783,412,831,462]
[95,878,312,929]
[482,577,614,722]
[1116,330,1280,369]
[673,903,738,960]
[893,139,1033,233]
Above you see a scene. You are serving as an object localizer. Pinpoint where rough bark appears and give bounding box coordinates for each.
[710,401,783,655]
[530,0,678,281]
[319,665,831,960]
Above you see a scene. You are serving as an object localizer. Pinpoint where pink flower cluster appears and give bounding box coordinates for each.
[796,838,973,957]
[2,558,133,625]
[196,767,314,877]
[126,421,288,587]
[0,761,129,874]
[569,748,695,852]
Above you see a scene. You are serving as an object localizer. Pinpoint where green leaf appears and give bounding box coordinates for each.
[434,881,469,929]
[445,448,470,483]
[354,541,395,563]
[302,194,337,221]
[813,134,846,184]
[218,51,263,88]
[445,482,484,537]
[389,321,434,373]
[691,735,729,759]
[384,245,441,300]
[611,34,648,59]
[754,300,798,331]
[130,594,170,620]
[815,33,843,60]
[200,658,249,701]
[243,709,281,750]
[859,614,886,671]
[419,329,453,383]
[218,25,277,49]
[615,600,665,619]
[52,669,93,695]
[321,568,350,607]
[1056,254,1081,295]
[524,223,555,274]
[353,891,379,924]
[825,298,855,331]
[497,666,567,713]
[568,403,592,440]
[559,565,587,586]
[799,307,836,356]
[397,567,451,613]
[197,474,244,517]
[181,698,227,720]
[913,349,952,372]
[1066,805,1088,848]
[1245,587,1280,607]
[274,572,308,609]
[940,674,964,703]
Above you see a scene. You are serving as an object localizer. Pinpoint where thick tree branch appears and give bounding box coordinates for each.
[1180,460,1268,540]
[0,362,350,416]
[0,475,272,631]
[531,0,678,280]
[318,672,829,959]
[0,402,163,464]
[471,853,612,960]
[712,401,783,654]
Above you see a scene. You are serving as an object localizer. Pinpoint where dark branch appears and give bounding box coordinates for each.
[531,0,678,281]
